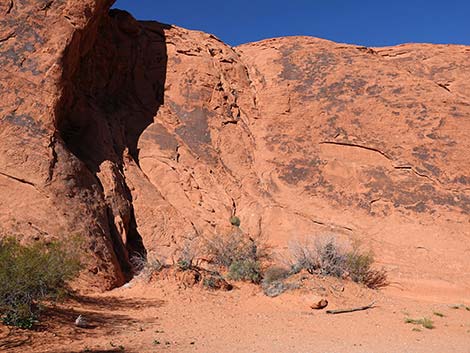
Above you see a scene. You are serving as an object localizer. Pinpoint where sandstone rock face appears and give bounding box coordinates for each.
[1,1,469,296]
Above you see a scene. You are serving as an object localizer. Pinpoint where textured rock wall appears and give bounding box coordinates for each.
[1,1,469,294]
[1,0,134,289]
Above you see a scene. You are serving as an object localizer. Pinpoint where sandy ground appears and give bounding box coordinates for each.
[1,274,470,353]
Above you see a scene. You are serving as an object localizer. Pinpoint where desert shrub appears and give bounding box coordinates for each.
[176,258,192,271]
[288,238,319,274]
[202,272,232,290]
[130,252,146,273]
[202,276,219,289]
[175,238,200,271]
[346,251,374,282]
[262,281,288,297]
[262,266,291,285]
[229,216,241,227]
[0,237,81,328]
[205,231,270,269]
[346,251,388,289]
[228,259,262,284]
[289,238,347,277]
[316,240,348,277]
[289,236,388,288]
[146,254,164,273]
[205,230,270,284]
[131,252,164,279]
[260,266,297,297]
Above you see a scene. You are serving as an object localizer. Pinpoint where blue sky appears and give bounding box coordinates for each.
[113,0,470,47]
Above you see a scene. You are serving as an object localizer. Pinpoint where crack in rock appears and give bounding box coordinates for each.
[0,31,15,43]
[0,171,36,187]
[6,0,13,14]
[319,141,392,160]
[46,135,58,183]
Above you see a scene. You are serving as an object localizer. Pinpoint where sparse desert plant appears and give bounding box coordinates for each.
[130,252,147,272]
[176,258,192,271]
[289,237,347,277]
[202,272,232,290]
[288,236,388,288]
[145,253,164,273]
[0,236,81,328]
[346,251,388,289]
[229,216,241,227]
[260,265,300,297]
[346,250,373,282]
[288,238,320,274]
[433,311,445,317]
[131,252,164,279]
[262,281,289,297]
[228,259,262,283]
[205,230,270,269]
[405,317,435,329]
[175,238,200,271]
[262,266,291,285]
[316,239,348,277]
[202,276,218,289]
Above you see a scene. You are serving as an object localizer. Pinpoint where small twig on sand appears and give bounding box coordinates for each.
[326,302,376,314]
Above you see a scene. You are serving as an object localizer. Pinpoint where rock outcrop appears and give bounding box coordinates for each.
[1,1,469,295]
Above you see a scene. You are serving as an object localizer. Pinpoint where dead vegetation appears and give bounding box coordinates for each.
[326,302,375,314]
[130,229,387,296]
[287,237,388,289]
[404,317,435,329]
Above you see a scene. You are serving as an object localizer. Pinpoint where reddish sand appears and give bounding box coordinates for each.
[1,275,470,353]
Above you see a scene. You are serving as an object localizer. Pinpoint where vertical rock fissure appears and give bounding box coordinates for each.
[55,8,171,282]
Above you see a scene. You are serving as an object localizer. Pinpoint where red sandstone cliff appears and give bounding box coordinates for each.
[1,1,469,296]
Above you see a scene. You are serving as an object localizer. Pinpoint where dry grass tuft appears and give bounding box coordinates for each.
[405,317,435,329]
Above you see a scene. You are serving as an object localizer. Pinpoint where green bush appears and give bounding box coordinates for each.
[205,231,270,284]
[346,251,388,289]
[346,251,374,282]
[202,276,218,289]
[229,216,241,227]
[228,259,262,284]
[0,237,81,328]
[176,259,192,271]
